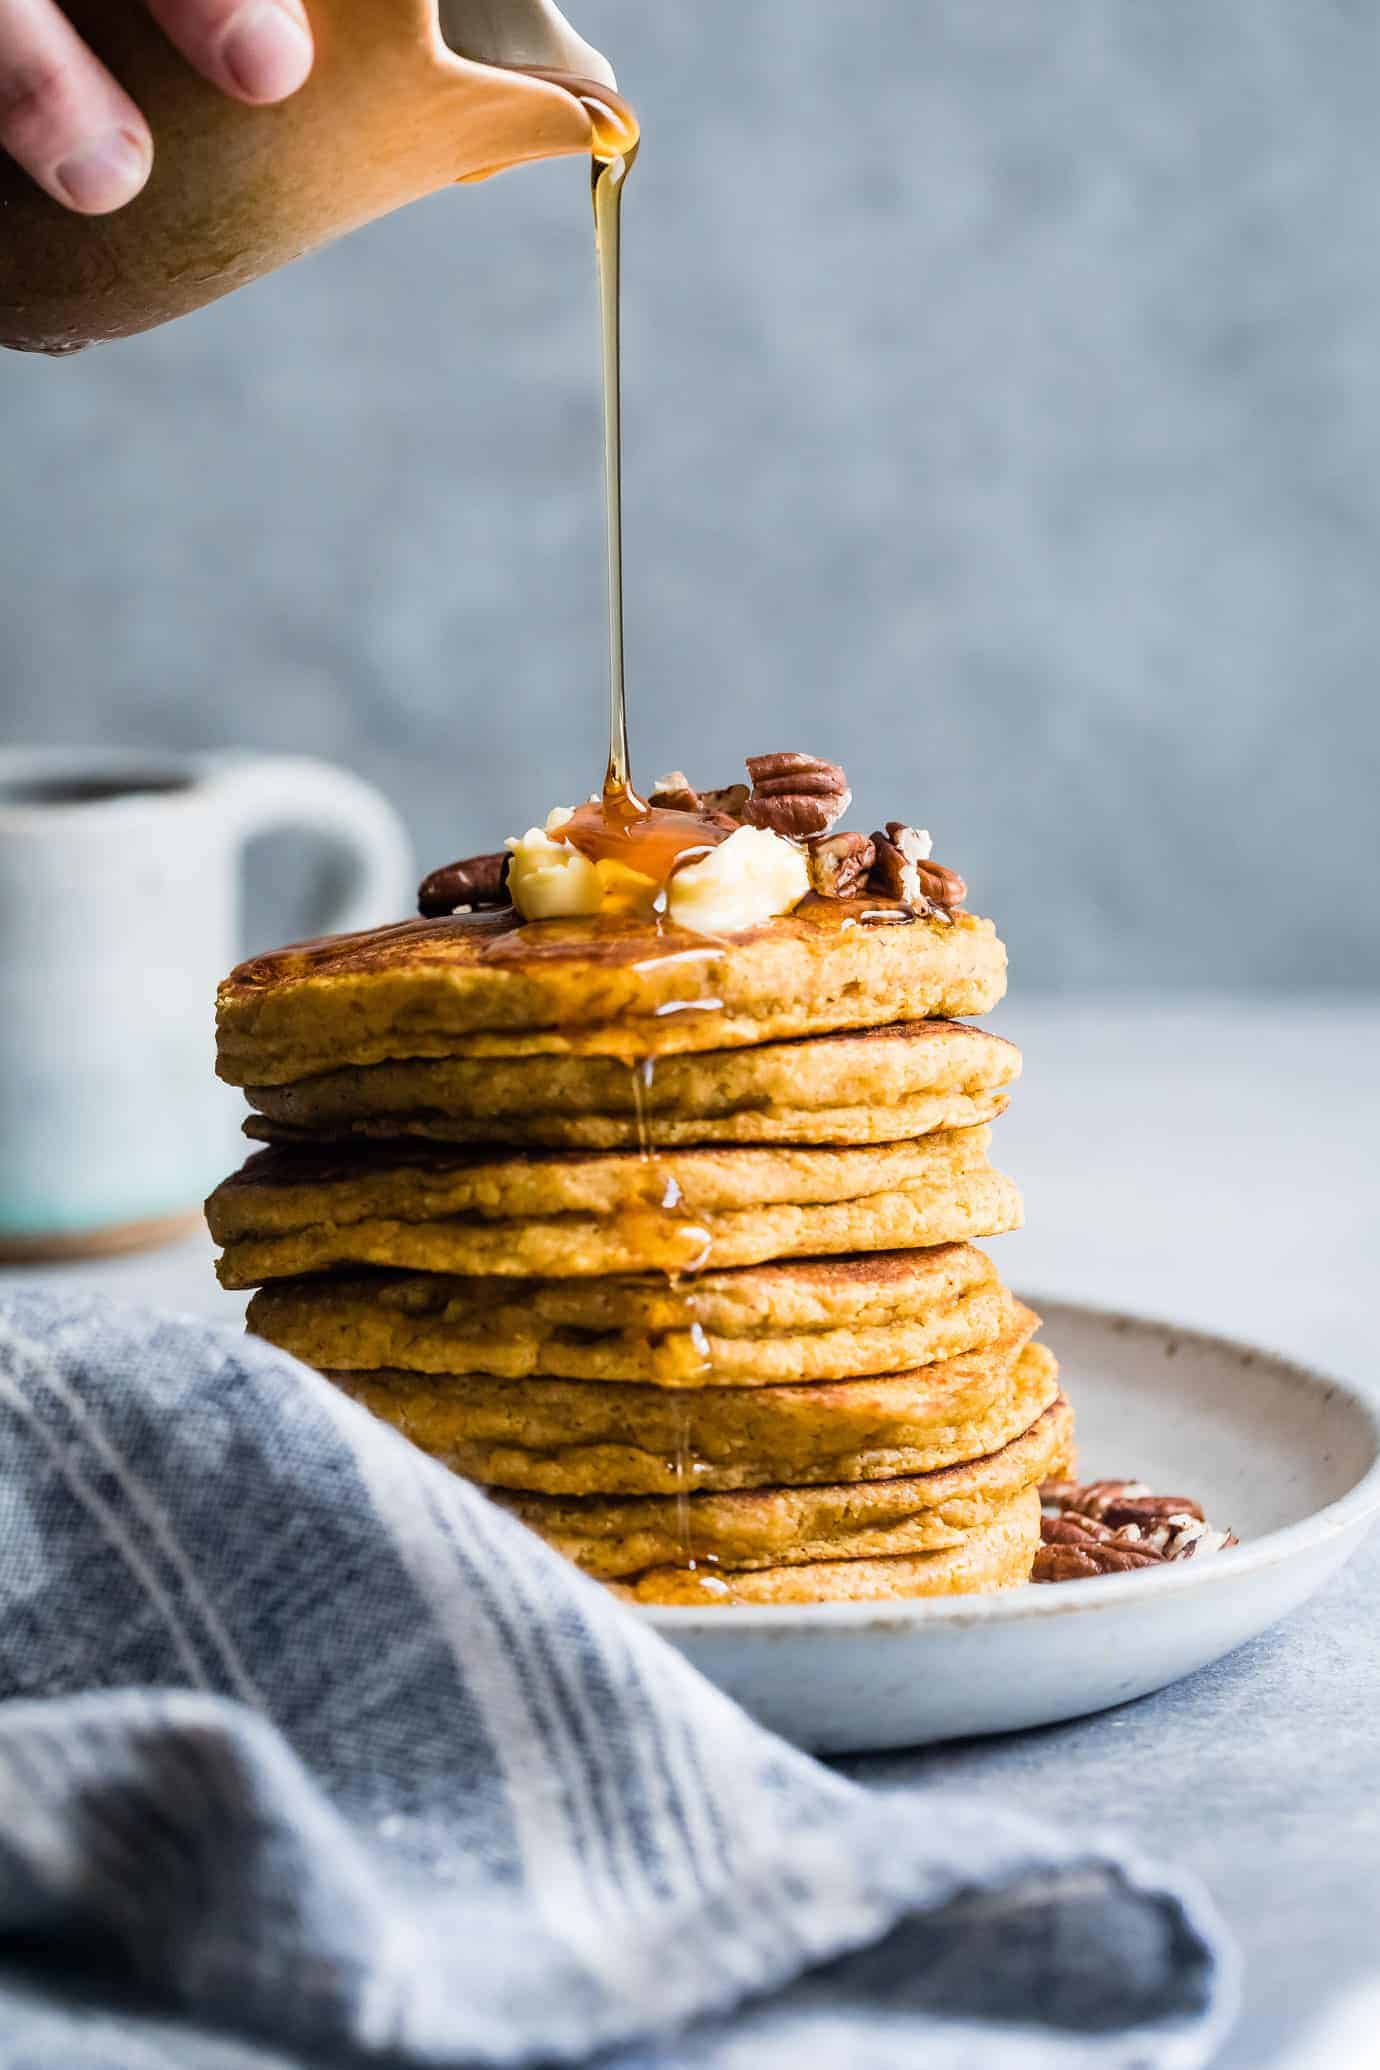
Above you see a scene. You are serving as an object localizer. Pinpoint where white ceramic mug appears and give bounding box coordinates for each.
[0,747,413,1257]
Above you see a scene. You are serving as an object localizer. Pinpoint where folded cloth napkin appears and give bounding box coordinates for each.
[0,1290,1233,2069]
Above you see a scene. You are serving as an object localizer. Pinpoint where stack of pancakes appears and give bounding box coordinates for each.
[208,897,1072,1603]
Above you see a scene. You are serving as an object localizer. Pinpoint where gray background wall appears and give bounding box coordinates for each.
[2,0,1377,990]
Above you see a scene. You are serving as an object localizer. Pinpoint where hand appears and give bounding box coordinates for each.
[0,1,314,213]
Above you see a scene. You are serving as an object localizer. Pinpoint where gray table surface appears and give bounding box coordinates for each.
[5,998,1377,2070]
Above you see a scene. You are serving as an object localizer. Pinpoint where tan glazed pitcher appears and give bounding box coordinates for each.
[0,0,615,355]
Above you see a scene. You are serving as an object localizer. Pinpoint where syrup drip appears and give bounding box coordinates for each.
[626,1053,655,1148]
[668,1396,694,1570]
[630,947,721,976]
[623,1054,713,1568]
[654,996,726,1018]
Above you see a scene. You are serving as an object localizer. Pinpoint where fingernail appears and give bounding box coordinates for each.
[222,3,313,103]
[55,128,151,212]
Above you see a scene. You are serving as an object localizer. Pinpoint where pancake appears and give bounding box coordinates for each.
[209,1129,998,1234]
[253,1242,1003,1340]
[608,1487,1042,1604]
[216,899,1007,1085]
[218,1171,1023,1287]
[239,1020,1022,1150]
[214,1163,1022,1287]
[322,1324,1054,1496]
[501,1393,1071,1577]
[247,1089,1009,1151]
[247,1247,1021,1387]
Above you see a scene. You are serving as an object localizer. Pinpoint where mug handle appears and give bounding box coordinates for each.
[208,755,414,940]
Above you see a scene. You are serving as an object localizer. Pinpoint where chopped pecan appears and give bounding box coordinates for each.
[1138,1516,1238,1560]
[870,824,967,914]
[702,782,750,820]
[884,822,933,869]
[417,852,510,917]
[650,771,703,813]
[744,753,851,839]
[806,830,876,898]
[869,831,929,909]
[650,773,750,821]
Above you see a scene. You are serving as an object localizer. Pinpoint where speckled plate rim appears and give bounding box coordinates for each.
[637,1299,1380,1635]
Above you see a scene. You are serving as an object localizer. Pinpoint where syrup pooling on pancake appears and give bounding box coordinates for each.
[560,795,731,889]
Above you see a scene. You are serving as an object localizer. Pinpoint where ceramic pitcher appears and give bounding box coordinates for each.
[0,747,413,1257]
[0,0,615,355]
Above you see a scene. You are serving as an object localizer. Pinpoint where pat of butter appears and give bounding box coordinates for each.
[594,857,660,913]
[667,825,809,936]
[505,825,601,920]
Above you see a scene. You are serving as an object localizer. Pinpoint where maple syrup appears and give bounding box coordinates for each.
[557,797,730,885]
[524,70,735,897]
[590,90,638,808]
[622,1055,714,1563]
[521,71,639,797]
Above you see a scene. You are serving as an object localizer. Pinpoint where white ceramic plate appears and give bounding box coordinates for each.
[641,1299,1380,1753]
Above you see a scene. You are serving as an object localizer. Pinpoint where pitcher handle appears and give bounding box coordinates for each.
[208,754,414,941]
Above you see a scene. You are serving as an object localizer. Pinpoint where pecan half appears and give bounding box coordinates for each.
[1139,1515,1237,1559]
[418,852,510,917]
[702,782,750,820]
[1034,1478,1236,1582]
[1064,1480,1205,1531]
[744,753,851,839]
[1035,1514,1165,1580]
[916,860,967,910]
[807,830,876,898]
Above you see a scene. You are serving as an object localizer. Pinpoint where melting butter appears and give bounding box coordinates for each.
[505,806,809,934]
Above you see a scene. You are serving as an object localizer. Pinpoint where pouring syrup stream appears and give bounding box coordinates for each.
[591,109,639,804]
[518,73,726,1585]
[522,73,733,897]
[520,72,642,807]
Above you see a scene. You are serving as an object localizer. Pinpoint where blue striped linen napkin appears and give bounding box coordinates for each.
[0,1290,1233,2068]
